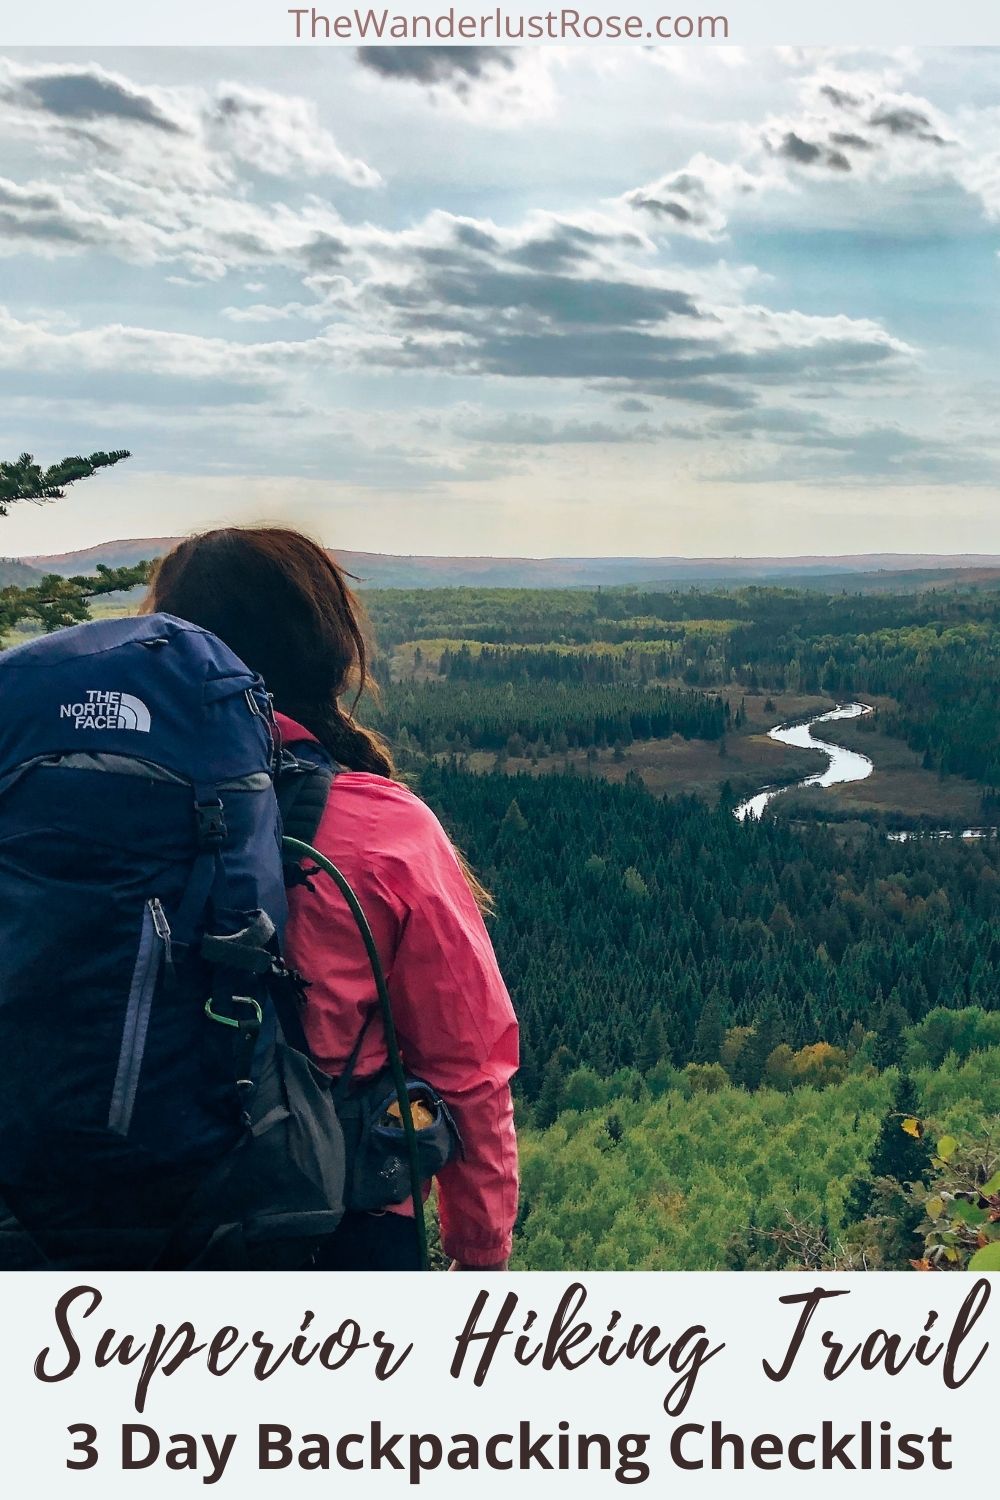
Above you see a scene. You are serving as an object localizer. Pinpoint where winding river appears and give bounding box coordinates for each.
[733,702,875,822]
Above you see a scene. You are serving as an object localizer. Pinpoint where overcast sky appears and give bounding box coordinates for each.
[1,44,998,559]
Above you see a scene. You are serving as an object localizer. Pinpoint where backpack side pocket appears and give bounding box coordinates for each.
[108,899,169,1136]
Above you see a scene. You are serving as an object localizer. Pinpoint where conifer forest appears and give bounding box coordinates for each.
[362,581,1000,1271]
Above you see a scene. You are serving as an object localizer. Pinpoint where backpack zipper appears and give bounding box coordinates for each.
[149,896,173,970]
[108,899,171,1137]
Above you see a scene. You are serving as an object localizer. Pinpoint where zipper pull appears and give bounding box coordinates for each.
[149,898,174,971]
[245,685,276,725]
[260,688,282,775]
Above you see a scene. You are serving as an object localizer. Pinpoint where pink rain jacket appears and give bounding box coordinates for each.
[275,713,519,1267]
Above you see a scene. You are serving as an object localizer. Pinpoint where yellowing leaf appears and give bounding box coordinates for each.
[937,1135,958,1161]
[926,1196,945,1221]
[901,1116,924,1139]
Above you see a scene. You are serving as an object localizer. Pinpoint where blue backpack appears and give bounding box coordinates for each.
[0,612,347,1268]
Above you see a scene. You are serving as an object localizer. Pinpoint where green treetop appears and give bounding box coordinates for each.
[1,450,150,637]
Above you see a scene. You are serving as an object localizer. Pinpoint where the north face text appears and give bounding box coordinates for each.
[59,690,152,732]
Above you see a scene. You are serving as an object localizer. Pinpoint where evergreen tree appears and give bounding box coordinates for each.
[0,449,145,635]
[0,449,130,514]
[873,997,910,1071]
[500,798,529,835]
[733,997,781,1091]
[534,1049,572,1129]
[844,1073,931,1223]
[691,993,727,1064]
[867,1075,931,1183]
[637,1008,667,1072]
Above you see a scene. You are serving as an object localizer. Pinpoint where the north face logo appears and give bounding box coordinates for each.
[59,690,152,732]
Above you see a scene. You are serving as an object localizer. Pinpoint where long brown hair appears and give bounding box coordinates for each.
[143,525,492,912]
[145,526,393,775]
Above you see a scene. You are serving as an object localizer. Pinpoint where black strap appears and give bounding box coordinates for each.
[331,1006,377,1103]
[270,747,337,1055]
[273,748,375,1085]
[276,749,336,851]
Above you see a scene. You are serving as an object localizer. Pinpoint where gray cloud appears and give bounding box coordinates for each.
[717,405,833,437]
[461,412,657,445]
[0,136,913,436]
[214,91,261,121]
[715,406,998,485]
[0,176,128,256]
[773,131,852,171]
[0,63,379,196]
[626,380,758,410]
[0,207,92,246]
[628,67,978,246]
[380,264,704,329]
[624,170,731,238]
[356,46,516,94]
[829,131,875,151]
[870,107,946,144]
[300,231,349,270]
[779,131,823,164]
[416,219,644,277]
[590,377,760,412]
[508,223,645,271]
[19,68,183,134]
[329,212,912,408]
[379,319,901,392]
[819,84,862,110]
[0,180,62,213]
[629,194,693,222]
[453,222,500,253]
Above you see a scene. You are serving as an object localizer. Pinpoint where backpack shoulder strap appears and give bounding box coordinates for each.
[276,743,337,851]
[271,745,338,1057]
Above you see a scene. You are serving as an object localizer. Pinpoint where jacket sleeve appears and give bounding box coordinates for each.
[380,812,519,1267]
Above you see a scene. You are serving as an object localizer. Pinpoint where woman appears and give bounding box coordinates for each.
[144,526,519,1272]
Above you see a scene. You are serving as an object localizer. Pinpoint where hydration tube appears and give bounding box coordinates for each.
[281,835,430,1271]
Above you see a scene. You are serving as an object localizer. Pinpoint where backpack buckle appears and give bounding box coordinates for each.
[195,799,227,846]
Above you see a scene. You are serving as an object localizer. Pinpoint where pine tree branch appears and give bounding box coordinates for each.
[0,450,132,515]
[0,562,150,636]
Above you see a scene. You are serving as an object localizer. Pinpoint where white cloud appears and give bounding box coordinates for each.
[625,61,999,238]
[204,83,380,186]
[623,155,766,241]
[0,44,995,538]
[0,304,286,383]
[0,59,379,210]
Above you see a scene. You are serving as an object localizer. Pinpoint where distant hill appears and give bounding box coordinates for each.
[22,539,178,575]
[0,557,44,587]
[20,540,1000,591]
[766,566,1000,595]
